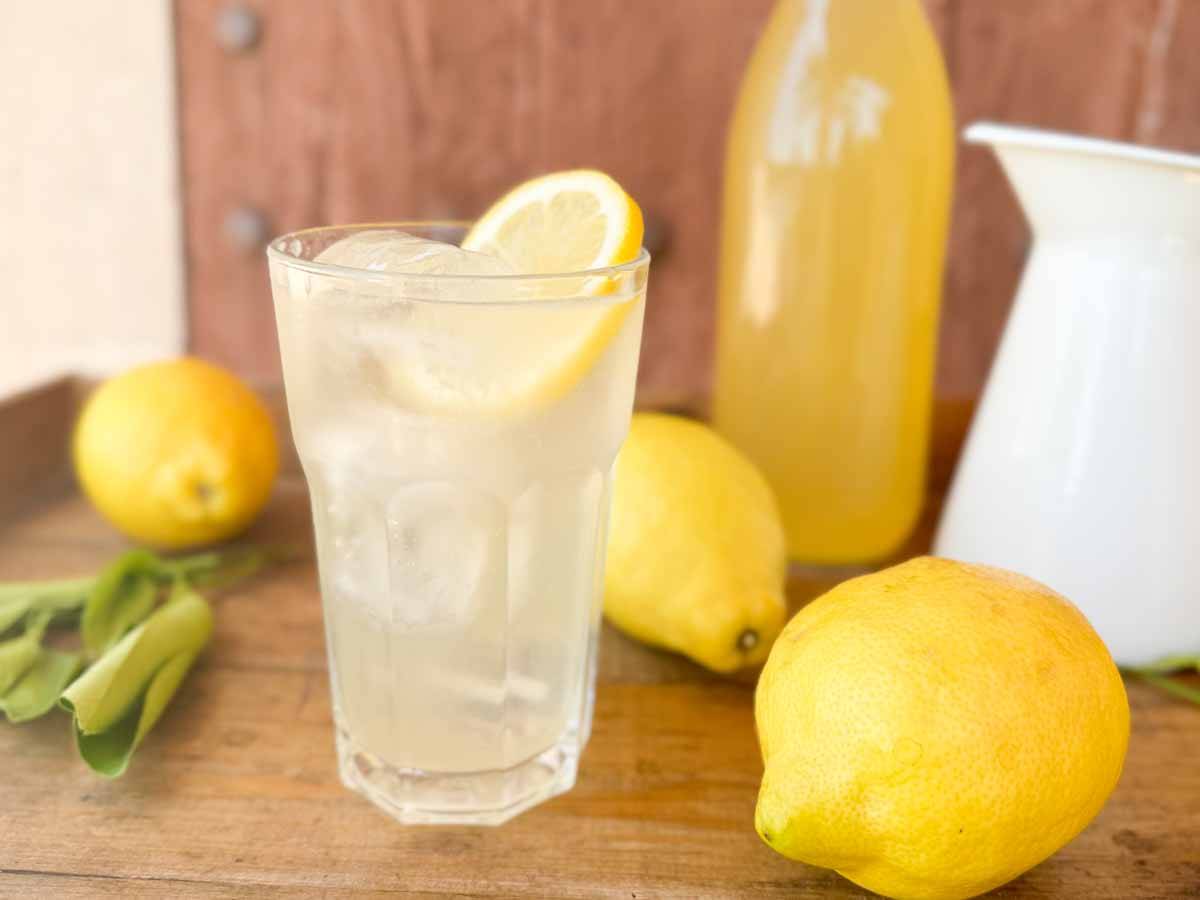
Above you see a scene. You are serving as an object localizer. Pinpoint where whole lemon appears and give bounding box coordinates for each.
[755,556,1128,900]
[74,358,279,549]
[605,413,787,672]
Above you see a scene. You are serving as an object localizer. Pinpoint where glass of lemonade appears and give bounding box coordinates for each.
[267,222,648,824]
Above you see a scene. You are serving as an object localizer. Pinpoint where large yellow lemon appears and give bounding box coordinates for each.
[755,556,1129,899]
[74,358,279,549]
[605,413,788,673]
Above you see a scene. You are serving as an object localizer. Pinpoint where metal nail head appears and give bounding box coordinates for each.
[216,5,261,54]
[225,207,270,252]
[642,211,671,259]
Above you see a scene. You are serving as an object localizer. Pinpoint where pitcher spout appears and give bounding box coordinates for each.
[965,122,1200,240]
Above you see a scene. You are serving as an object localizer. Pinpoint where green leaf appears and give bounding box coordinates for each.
[0,576,95,603]
[1133,655,1200,675]
[0,613,49,696]
[0,648,82,723]
[1,580,93,637]
[181,545,283,591]
[1137,671,1200,706]
[64,585,212,732]
[70,693,140,777]
[81,549,163,658]
[0,598,32,635]
[86,575,159,658]
[1123,655,1200,707]
[75,650,200,777]
[61,585,212,777]
[161,550,224,582]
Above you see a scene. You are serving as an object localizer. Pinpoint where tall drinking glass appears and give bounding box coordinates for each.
[267,224,648,824]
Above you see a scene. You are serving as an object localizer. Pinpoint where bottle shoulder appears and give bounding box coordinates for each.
[729,0,953,172]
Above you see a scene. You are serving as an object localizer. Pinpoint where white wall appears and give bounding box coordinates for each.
[0,1,184,396]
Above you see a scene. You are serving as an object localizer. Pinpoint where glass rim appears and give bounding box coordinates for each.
[266,220,652,285]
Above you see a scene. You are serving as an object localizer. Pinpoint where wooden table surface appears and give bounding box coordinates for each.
[1,380,1198,898]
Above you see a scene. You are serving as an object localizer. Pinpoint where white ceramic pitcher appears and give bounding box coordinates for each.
[936,122,1200,667]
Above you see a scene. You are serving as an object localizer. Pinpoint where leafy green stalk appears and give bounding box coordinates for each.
[1126,655,1200,706]
[179,544,296,591]
[1132,655,1200,675]
[0,599,31,636]
[0,579,92,634]
[2,545,279,647]
[1136,671,1200,706]
[0,576,93,602]
[0,543,287,772]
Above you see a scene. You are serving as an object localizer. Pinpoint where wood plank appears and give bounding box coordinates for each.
[177,0,1200,405]
[529,0,773,404]
[0,875,311,899]
[2,595,1198,898]
[4,555,1195,900]
[174,0,773,407]
[0,377,77,524]
[7,384,1200,897]
[4,388,1200,894]
[1135,0,1200,150]
[0,664,805,896]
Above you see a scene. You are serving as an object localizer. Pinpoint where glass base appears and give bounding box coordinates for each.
[335,727,580,826]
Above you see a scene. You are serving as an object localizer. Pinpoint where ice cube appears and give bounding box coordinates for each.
[306,462,389,619]
[292,232,511,411]
[303,228,612,415]
[316,230,516,280]
[310,230,532,411]
[385,483,506,629]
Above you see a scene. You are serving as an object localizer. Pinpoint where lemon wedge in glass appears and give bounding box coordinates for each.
[462,169,644,275]
[311,171,644,417]
[450,169,646,415]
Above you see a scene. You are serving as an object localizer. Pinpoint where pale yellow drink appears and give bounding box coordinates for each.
[268,222,647,824]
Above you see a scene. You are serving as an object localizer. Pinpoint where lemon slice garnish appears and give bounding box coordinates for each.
[421,169,643,415]
[463,169,643,274]
[317,172,643,416]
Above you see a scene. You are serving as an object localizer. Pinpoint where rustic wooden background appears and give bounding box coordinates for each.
[177,0,1199,402]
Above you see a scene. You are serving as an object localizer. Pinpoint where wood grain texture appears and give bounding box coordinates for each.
[175,0,773,407]
[1142,0,1200,149]
[0,377,78,521]
[176,0,1200,402]
[2,387,1199,898]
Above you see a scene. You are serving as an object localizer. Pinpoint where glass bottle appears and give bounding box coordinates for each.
[712,0,954,564]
